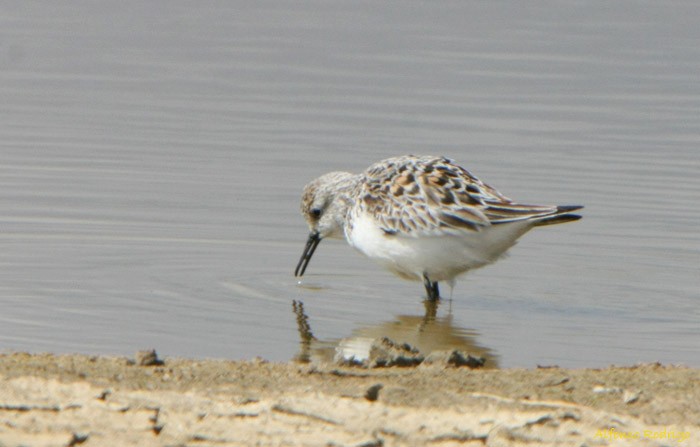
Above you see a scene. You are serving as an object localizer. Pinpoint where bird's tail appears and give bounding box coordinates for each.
[532,205,583,227]
[486,204,583,226]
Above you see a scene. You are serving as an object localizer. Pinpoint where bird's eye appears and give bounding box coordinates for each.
[310,208,322,218]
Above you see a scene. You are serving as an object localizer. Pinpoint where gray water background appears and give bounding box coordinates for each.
[1,1,698,368]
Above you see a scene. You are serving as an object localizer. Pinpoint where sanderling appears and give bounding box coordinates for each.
[294,155,582,300]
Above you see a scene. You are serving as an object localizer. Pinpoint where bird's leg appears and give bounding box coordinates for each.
[423,274,440,301]
[422,274,432,298]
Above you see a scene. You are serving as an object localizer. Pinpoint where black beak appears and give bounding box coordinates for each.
[294,232,321,277]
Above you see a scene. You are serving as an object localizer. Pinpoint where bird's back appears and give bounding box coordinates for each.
[345,155,582,282]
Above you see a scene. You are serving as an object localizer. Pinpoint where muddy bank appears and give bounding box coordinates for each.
[0,352,697,446]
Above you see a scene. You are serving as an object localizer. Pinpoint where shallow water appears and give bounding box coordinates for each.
[1,1,699,368]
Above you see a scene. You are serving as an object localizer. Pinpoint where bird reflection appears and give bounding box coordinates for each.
[292,299,499,368]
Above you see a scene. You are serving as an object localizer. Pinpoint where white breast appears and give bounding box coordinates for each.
[345,211,534,282]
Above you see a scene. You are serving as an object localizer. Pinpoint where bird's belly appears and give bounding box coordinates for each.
[347,214,533,282]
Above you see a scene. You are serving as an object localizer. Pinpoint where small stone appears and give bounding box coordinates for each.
[623,390,641,404]
[67,432,89,446]
[364,384,383,402]
[592,385,622,394]
[135,349,163,366]
[367,338,423,368]
[421,350,485,368]
[357,439,384,447]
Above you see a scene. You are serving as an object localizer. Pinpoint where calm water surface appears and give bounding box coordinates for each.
[1,1,698,368]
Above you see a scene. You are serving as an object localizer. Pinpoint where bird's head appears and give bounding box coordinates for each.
[295,171,359,277]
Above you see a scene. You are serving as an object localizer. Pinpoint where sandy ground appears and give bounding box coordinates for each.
[0,351,698,447]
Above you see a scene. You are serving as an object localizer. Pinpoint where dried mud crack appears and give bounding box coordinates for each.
[0,352,697,446]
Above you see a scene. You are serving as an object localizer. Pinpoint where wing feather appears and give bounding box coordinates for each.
[355,155,580,237]
[357,156,493,236]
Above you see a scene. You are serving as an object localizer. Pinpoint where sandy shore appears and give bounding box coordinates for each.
[0,351,697,446]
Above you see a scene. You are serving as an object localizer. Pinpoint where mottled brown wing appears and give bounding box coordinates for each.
[357,156,503,236]
[357,155,571,237]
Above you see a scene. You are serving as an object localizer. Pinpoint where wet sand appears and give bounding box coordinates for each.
[0,352,697,446]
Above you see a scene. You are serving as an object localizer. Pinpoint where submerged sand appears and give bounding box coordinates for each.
[0,352,697,446]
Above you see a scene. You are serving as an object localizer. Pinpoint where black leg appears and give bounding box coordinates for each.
[422,274,431,297]
[423,274,440,301]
